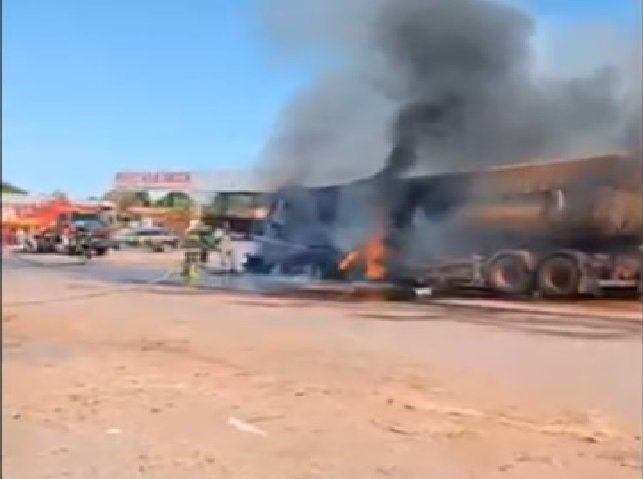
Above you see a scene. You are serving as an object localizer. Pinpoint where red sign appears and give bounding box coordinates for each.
[114,172,193,190]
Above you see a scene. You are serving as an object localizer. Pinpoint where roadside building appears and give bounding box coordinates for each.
[110,170,274,237]
[109,166,371,238]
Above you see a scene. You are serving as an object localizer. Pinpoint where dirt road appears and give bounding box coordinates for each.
[3,255,642,478]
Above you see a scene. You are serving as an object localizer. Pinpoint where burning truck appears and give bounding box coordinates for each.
[249,0,643,300]
[247,152,642,298]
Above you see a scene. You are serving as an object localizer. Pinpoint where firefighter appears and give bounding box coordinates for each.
[73,224,93,258]
[194,227,211,264]
[61,222,72,253]
[16,228,28,252]
[217,222,235,273]
[182,226,203,278]
[184,225,202,249]
[22,227,38,252]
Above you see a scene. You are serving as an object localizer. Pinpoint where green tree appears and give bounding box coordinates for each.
[1,182,27,194]
[110,191,151,210]
[154,191,194,210]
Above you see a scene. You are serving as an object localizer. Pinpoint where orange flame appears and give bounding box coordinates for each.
[338,228,388,281]
[338,250,360,272]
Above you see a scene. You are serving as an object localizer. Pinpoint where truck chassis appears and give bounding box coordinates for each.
[406,248,642,299]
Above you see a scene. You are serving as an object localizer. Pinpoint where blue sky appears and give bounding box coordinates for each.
[2,0,640,196]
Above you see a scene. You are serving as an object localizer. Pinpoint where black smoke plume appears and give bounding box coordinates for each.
[261,0,641,183]
[256,0,641,265]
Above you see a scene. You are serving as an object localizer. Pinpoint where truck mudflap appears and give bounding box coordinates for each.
[593,248,642,293]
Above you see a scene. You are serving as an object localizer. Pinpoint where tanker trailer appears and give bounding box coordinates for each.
[400,153,642,298]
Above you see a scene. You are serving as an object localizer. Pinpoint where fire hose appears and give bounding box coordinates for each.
[5,232,249,308]
[11,251,91,267]
[4,251,178,308]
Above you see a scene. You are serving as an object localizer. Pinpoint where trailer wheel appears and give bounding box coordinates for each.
[537,255,581,298]
[485,253,533,296]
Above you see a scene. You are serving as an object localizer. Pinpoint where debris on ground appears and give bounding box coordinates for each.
[227,416,268,437]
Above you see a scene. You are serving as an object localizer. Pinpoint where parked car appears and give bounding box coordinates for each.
[113,227,180,252]
[111,227,135,249]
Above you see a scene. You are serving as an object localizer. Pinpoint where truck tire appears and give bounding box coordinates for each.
[485,252,534,296]
[536,254,581,298]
